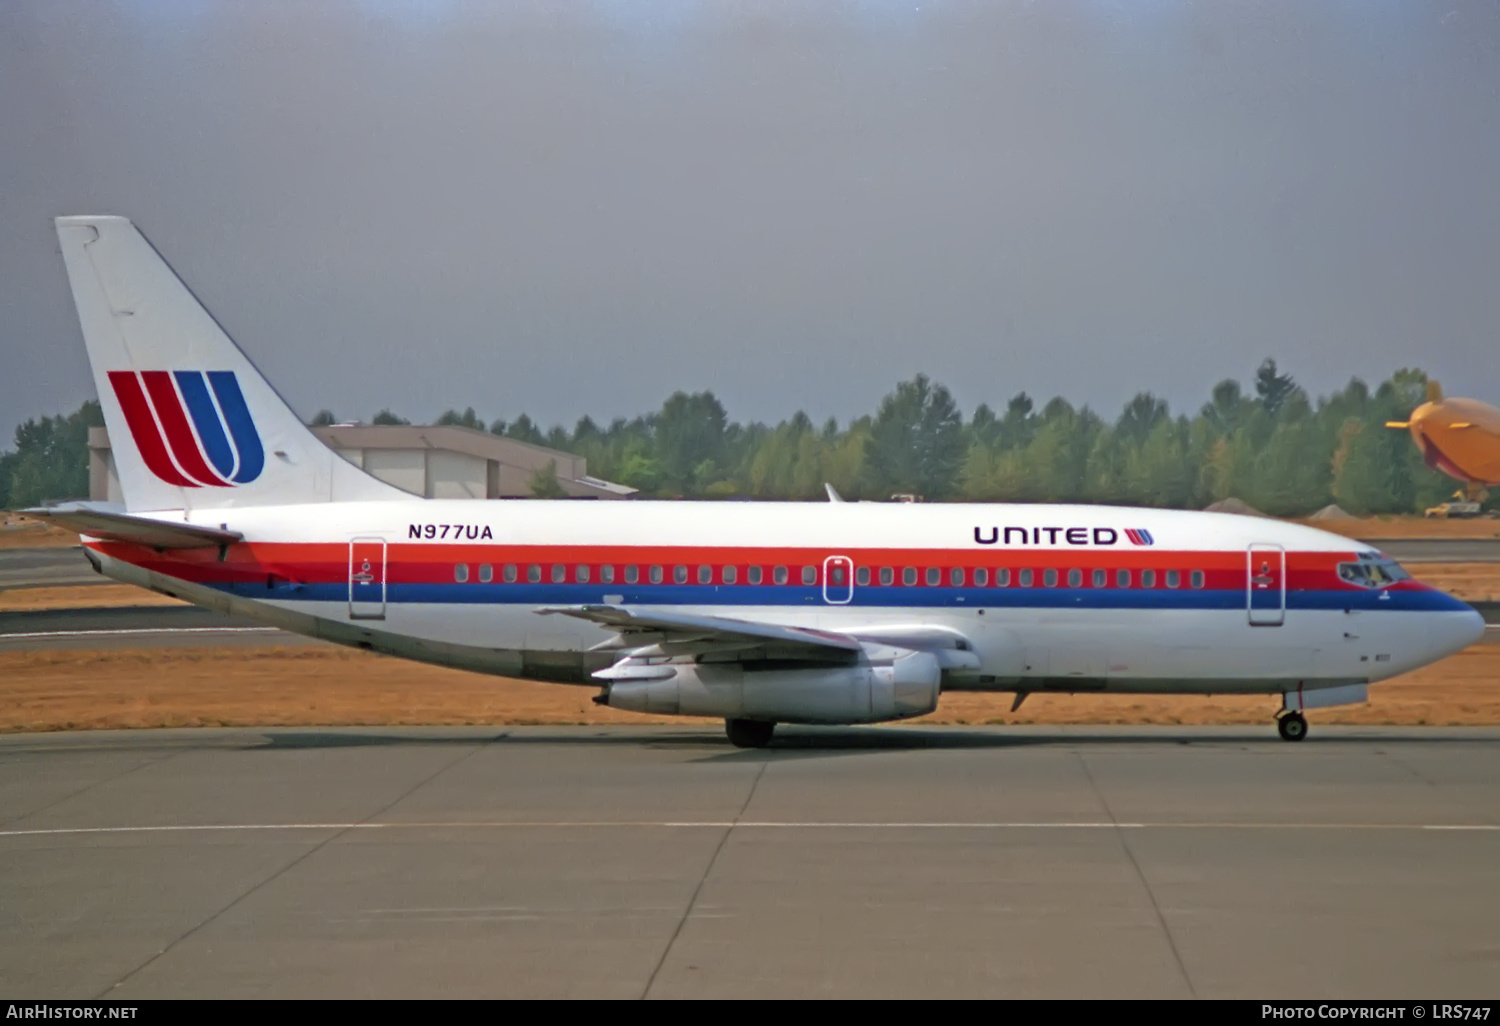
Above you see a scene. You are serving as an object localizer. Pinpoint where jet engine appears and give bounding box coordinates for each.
[603,648,942,724]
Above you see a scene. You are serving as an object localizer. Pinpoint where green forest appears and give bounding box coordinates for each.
[0,361,1465,515]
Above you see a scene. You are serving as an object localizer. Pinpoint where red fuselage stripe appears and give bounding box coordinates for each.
[89,540,1388,594]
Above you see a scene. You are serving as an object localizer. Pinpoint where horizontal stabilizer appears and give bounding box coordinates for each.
[21,502,243,549]
[1385,421,1410,429]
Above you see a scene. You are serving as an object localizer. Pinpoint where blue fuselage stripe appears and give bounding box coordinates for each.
[207,580,1473,614]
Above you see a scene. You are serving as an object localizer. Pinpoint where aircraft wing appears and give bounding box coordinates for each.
[538,604,863,661]
[19,502,243,550]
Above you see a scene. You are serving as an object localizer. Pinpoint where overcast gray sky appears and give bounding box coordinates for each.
[3,1,1497,436]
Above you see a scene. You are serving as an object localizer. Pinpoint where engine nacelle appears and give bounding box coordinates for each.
[605,650,941,724]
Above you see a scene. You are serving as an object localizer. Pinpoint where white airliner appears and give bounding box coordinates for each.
[28,216,1484,746]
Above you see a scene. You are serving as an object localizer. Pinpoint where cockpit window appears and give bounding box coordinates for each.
[1338,555,1412,589]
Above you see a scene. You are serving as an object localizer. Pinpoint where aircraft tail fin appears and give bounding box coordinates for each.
[54,216,413,512]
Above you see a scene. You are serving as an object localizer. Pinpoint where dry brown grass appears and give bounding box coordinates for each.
[1407,564,1500,602]
[1300,515,1500,539]
[0,520,77,549]
[0,643,1496,734]
[0,585,187,612]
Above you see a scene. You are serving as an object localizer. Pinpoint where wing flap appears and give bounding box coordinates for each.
[539,604,863,659]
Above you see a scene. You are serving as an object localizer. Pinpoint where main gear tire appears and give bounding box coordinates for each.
[1277,711,1308,742]
[725,719,776,749]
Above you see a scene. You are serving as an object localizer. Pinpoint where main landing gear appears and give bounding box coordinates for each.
[1276,710,1308,742]
[725,719,776,749]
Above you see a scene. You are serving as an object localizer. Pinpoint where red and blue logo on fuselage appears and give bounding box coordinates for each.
[108,370,264,487]
[1124,529,1155,546]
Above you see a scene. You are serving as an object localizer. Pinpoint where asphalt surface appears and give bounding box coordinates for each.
[0,606,308,652]
[0,725,1497,998]
[0,547,100,590]
[1363,538,1500,562]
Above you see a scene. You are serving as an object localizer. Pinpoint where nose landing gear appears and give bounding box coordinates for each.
[1276,710,1308,742]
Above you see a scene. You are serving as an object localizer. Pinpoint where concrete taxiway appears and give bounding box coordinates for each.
[0,606,309,651]
[1,726,1497,998]
[0,548,101,590]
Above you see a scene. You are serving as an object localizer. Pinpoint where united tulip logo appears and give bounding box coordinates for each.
[108,370,264,487]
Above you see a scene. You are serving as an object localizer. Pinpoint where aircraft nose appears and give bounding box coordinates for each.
[1431,607,1487,659]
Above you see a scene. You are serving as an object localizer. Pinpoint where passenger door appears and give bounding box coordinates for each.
[1247,543,1285,627]
[349,537,387,620]
[823,555,854,605]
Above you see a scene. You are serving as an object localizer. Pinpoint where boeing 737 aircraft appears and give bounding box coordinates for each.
[28,216,1485,746]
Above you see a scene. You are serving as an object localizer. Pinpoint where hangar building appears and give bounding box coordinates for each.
[87,425,636,504]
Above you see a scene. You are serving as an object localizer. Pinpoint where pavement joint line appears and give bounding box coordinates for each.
[0,627,280,639]
[98,733,503,998]
[0,734,212,831]
[3,821,1498,838]
[643,760,770,999]
[1078,751,1197,998]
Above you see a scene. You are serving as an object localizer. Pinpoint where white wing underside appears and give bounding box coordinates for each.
[539,605,982,681]
[539,604,863,661]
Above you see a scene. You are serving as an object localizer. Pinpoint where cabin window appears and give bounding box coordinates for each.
[478,564,493,584]
[1092,568,1106,588]
[649,565,663,584]
[856,566,871,586]
[503,564,517,583]
[925,567,941,586]
[600,565,615,584]
[974,568,989,587]
[1190,570,1205,589]
[829,564,847,586]
[551,564,566,583]
[1141,569,1156,588]
[454,564,470,583]
[674,565,688,584]
[903,567,918,586]
[1166,570,1180,589]
[624,565,639,584]
[774,566,789,585]
[802,566,817,585]
[1116,569,1130,588]
[527,564,542,583]
[748,566,763,585]
[880,567,894,586]
[1067,568,1082,588]
[996,568,1010,587]
[1043,569,1058,588]
[724,565,738,584]
[1019,569,1033,587]
[950,567,965,587]
[576,565,590,584]
[697,565,712,584]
